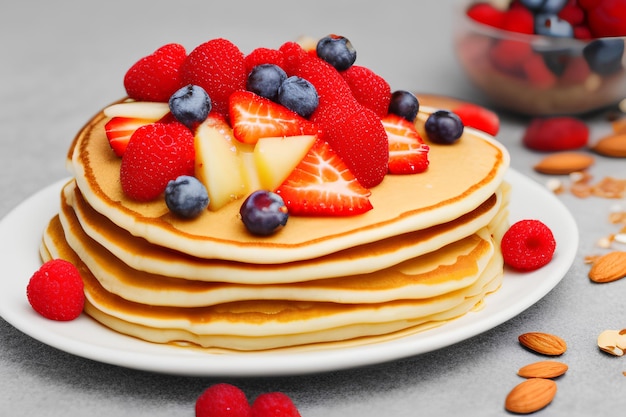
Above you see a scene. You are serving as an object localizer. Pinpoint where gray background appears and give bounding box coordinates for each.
[1,0,626,415]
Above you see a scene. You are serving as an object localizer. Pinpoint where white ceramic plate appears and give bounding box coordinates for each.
[0,170,577,376]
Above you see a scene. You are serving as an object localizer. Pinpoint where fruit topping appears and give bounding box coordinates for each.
[501,219,556,271]
[254,134,317,191]
[165,175,209,218]
[229,90,319,144]
[244,47,286,75]
[277,76,319,118]
[585,0,626,38]
[246,64,288,101]
[522,116,589,151]
[105,116,159,157]
[452,103,500,136]
[251,392,302,417]
[388,90,420,122]
[120,122,195,201]
[168,84,211,129]
[535,14,574,37]
[180,38,246,116]
[123,43,187,102]
[424,110,464,144]
[27,259,85,321]
[315,34,357,71]
[382,113,430,174]
[341,65,391,118]
[276,138,373,216]
[239,190,289,236]
[195,383,251,417]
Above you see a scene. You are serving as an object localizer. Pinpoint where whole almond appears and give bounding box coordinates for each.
[505,378,557,414]
[518,332,567,356]
[592,133,626,157]
[533,152,594,175]
[588,251,626,283]
[518,361,568,379]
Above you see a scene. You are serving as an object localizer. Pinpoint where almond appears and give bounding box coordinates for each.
[592,133,626,157]
[597,329,626,356]
[533,152,594,175]
[518,332,567,356]
[518,361,568,379]
[588,251,626,283]
[505,378,557,414]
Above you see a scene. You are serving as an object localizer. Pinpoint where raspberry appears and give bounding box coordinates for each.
[181,38,246,116]
[26,259,85,321]
[501,220,556,271]
[341,65,391,118]
[123,43,187,102]
[120,122,195,201]
[251,392,301,417]
[522,117,589,151]
[244,47,285,75]
[501,7,534,34]
[586,0,626,37]
[195,384,251,417]
[466,3,505,28]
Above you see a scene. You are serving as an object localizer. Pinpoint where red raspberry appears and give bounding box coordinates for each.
[181,38,246,116]
[522,117,589,151]
[26,259,85,321]
[501,220,556,271]
[558,0,585,26]
[341,65,391,118]
[244,48,286,75]
[466,3,505,28]
[501,7,534,34]
[123,43,187,102]
[586,0,626,37]
[196,384,251,417]
[251,392,301,417]
[120,122,195,201]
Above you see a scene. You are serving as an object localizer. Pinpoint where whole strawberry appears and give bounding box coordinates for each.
[27,259,85,321]
[123,43,187,102]
[251,392,302,417]
[195,383,251,417]
[120,122,195,201]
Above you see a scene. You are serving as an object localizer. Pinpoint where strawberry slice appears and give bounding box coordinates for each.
[452,103,500,136]
[276,139,372,216]
[105,116,157,157]
[382,114,430,175]
[228,90,319,144]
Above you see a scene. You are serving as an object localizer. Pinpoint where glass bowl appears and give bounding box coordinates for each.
[454,0,626,116]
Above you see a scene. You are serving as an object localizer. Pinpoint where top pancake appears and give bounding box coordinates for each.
[68,104,510,264]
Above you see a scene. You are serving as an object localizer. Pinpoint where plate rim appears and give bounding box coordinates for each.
[0,170,578,376]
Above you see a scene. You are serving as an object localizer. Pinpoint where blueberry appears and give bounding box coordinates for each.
[534,14,574,38]
[424,110,464,144]
[537,0,567,13]
[246,64,288,101]
[239,190,289,236]
[583,39,625,76]
[165,176,209,218]
[277,76,319,118]
[316,35,357,71]
[169,85,211,129]
[519,0,546,11]
[388,90,420,122]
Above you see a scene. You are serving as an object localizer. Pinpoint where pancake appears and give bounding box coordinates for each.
[41,218,504,351]
[61,178,509,283]
[68,104,510,264]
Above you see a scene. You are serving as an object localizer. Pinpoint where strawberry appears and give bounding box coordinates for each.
[452,103,500,136]
[489,39,534,74]
[276,138,373,216]
[27,259,85,321]
[586,0,626,37]
[382,114,429,175]
[123,43,187,102]
[181,38,247,116]
[244,47,285,74]
[120,122,195,201]
[105,116,160,157]
[251,392,301,417]
[522,117,589,151]
[341,65,391,118]
[228,90,319,144]
[466,2,505,28]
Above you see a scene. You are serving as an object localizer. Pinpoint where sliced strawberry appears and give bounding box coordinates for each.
[452,103,500,136]
[105,116,157,157]
[276,139,372,216]
[382,114,430,175]
[228,90,319,144]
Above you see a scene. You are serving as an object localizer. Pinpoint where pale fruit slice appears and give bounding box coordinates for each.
[103,101,170,119]
[254,135,317,190]
[194,118,254,210]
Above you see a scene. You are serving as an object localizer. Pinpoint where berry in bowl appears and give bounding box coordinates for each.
[454,0,626,115]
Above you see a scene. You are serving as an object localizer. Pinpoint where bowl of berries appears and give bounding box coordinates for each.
[455,0,626,115]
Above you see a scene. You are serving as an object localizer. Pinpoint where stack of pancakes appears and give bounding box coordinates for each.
[40,105,511,352]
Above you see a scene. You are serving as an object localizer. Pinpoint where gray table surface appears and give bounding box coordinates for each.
[2,0,626,415]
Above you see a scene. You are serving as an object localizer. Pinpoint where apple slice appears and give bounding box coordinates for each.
[254,135,317,191]
[194,116,254,210]
[103,101,170,119]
